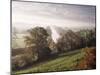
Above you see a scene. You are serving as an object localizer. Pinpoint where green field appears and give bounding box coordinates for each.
[13,49,85,74]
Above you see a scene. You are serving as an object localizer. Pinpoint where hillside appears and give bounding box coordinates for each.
[13,48,84,74]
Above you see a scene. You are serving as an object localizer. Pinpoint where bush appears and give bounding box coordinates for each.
[12,52,36,70]
[77,47,96,69]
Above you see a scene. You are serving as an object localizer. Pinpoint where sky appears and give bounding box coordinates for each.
[12,1,96,30]
[12,1,96,43]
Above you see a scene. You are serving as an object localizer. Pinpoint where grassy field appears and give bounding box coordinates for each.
[13,49,85,74]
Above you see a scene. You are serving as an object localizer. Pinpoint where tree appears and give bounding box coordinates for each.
[57,30,82,52]
[78,28,96,47]
[24,27,51,60]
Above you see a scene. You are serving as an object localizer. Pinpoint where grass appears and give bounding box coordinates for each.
[12,49,85,74]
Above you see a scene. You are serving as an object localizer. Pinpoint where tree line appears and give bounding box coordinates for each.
[12,26,96,70]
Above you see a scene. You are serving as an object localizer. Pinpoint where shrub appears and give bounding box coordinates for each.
[77,47,96,69]
[12,52,35,70]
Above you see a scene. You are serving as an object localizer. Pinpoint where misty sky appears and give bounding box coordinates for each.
[12,1,96,30]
